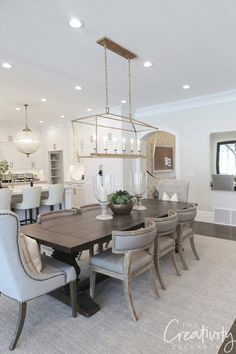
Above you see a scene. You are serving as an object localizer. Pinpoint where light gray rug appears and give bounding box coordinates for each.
[1,235,236,354]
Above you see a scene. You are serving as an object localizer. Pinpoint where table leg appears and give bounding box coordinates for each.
[51,250,100,318]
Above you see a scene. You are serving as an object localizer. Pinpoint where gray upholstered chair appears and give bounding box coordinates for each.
[146,213,180,290]
[0,188,13,210]
[79,204,105,255]
[89,220,158,321]
[158,179,189,202]
[169,204,199,270]
[0,211,77,351]
[37,208,81,223]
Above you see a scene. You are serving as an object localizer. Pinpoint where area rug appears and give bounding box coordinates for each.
[1,235,236,354]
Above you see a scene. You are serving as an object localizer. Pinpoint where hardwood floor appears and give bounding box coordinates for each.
[193,221,236,241]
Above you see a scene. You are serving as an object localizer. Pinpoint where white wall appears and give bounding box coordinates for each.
[136,99,236,221]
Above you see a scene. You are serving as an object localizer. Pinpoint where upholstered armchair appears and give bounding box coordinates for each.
[145,213,180,290]
[169,204,199,269]
[158,179,189,202]
[0,211,77,351]
[89,220,158,321]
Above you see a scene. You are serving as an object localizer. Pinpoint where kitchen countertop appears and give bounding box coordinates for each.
[5,183,72,196]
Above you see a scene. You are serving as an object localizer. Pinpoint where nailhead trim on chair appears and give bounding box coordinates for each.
[0,211,68,302]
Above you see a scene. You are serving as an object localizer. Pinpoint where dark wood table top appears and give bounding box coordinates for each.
[22,199,188,254]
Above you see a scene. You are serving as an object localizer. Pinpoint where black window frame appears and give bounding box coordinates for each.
[216,140,236,174]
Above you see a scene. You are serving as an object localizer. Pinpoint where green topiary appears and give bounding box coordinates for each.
[108,190,134,205]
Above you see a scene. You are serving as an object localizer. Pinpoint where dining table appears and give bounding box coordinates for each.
[21,199,188,318]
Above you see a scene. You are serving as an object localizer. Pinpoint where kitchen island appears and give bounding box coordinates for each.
[5,183,73,219]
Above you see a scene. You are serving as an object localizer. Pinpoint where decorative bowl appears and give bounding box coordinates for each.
[109,203,133,215]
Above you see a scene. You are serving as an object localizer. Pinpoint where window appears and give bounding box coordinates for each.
[216,140,236,175]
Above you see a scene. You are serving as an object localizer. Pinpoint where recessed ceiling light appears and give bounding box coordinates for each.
[69,18,83,29]
[87,108,92,112]
[60,115,65,118]
[183,84,190,90]
[15,107,21,111]
[75,85,82,90]
[121,100,126,104]
[41,98,47,102]
[39,120,43,124]
[143,61,153,68]
[1,62,12,69]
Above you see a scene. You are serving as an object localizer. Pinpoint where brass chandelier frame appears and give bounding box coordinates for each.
[72,37,158,160]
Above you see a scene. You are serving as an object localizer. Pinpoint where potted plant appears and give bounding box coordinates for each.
[108,190,135,215]
[0,160,9,188]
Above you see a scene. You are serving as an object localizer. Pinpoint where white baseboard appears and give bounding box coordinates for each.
[196,210,214,223]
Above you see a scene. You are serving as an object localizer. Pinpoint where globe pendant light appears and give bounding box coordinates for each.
[14,104,40,157]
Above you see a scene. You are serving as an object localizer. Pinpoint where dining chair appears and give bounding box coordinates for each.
[12,187,42,224]
[37,208,81,223]
[145,213,180,290]
[169,204,199,270]
[89,220,158,321]
[79,204,104,256]
[0,211,77,351]
[0,188,13,210]
[40,184,64,210]
[158,179,189,202]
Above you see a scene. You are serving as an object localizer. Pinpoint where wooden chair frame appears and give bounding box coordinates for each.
[90,223,159,321]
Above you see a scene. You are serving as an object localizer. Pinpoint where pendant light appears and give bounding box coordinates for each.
[72,37,158,160]
[14,104,40,157]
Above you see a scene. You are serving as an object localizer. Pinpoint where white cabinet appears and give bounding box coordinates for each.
[49,151,64,184]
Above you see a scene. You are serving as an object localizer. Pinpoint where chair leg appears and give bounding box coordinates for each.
[69,280,78,318]
[104,241,110,248]
[190,236,200,260]
[124,279,138,321]
[97,242,103,253]
[24,210,28,225]
[29,209,33,224]
[149,266,160,299]
[90,270,96,300]
[178,242,188,270]
[155,256,166,290]
[170,249,181,276]
[9,302,27,351]
[89,246,94,258]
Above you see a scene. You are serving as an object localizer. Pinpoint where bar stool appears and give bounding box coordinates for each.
[0,189,13,210]
[41,184,64,211]
[12,187,42,224]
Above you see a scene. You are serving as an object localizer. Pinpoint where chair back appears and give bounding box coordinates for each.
[158,179,189,202]
[46,184,64,205]
[145,213,178,236]
[0,189,13,210]
[169,204,197,223]
[211,174,234,191]
[37,208,81,223]
[80,203,100,211]
[21,187,42,209]
[0,211,32,300]
[112,220,156,254]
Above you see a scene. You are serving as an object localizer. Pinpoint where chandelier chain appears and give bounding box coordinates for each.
[104,44,109,113]
[128,58,132,118]
[24,104,29,129]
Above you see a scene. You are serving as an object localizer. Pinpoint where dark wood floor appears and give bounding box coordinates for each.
[193,221,236,241]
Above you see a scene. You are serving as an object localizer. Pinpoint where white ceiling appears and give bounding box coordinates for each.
[0,0,236,128]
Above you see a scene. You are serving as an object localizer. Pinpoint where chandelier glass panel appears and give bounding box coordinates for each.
[72,37,158,159]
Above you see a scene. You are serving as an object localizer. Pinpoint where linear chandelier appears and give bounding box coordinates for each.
[72,37,158,159]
